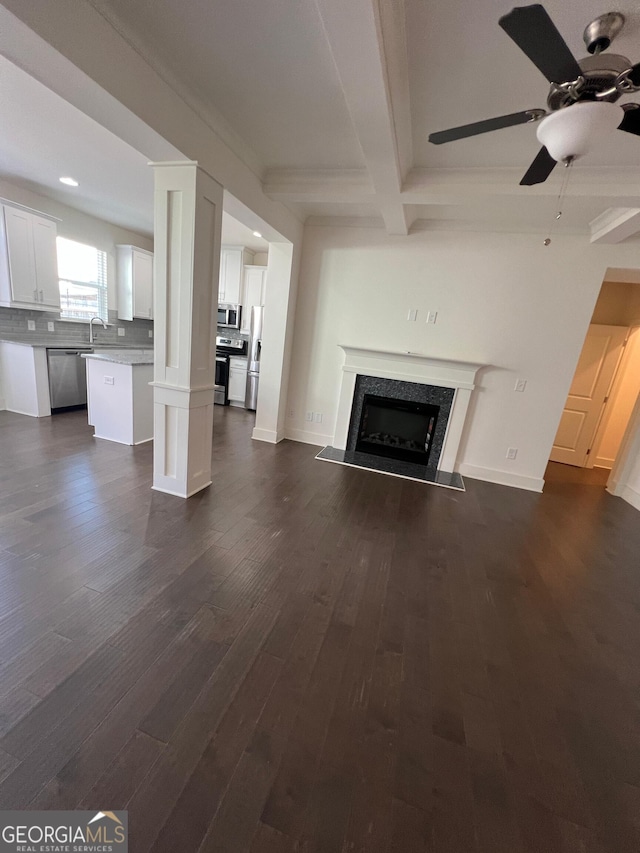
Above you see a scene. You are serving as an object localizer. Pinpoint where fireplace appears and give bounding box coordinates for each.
[346,375,454,473]
[316,346,484,490]
[356,394,439,465]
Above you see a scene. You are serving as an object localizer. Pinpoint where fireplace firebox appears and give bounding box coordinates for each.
[355,394,439,466]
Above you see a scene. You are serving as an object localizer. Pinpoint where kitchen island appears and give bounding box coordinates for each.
[83,350,153,445]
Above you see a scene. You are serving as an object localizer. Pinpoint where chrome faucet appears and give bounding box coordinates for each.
[89,316,108,344]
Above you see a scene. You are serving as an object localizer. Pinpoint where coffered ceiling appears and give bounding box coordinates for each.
[5,0,640,239]
[84,0,640,239]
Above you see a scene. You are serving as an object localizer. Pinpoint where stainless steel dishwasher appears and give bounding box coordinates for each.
[46,347,93,412]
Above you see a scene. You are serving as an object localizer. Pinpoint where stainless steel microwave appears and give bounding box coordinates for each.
[218,303,241,329]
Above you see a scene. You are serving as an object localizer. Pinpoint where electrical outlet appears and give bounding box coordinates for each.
[514,378,527,392]
[288,408,295,419]
[313,412,323,424]
[306,411,314,422]
[407,309,418,322]
[506,447,518,460]
[104,376,114,385]
[117,327,125,337]
[47,321,55,332]
[148,329,153,338]
[27,320,36,331]
[426,311,438,324]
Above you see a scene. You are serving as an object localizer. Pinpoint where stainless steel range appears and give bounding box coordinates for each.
[215,335,247,406]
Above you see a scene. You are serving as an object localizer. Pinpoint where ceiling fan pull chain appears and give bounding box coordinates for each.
[543,157,573,245]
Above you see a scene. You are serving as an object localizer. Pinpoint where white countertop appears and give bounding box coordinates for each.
[83,352,154,365]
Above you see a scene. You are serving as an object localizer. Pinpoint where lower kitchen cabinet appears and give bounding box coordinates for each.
[0,342,51,417]
[228,356,248,406]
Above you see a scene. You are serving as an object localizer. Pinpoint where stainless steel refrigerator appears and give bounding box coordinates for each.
[245,305,263,410]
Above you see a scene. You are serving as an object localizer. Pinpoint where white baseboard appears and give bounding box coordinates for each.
[616,483,640,512]
[151,481,213,499]
[285,427,333,447]
[252,427,281,444]
[458,463,544,493]
[594,456,614,469]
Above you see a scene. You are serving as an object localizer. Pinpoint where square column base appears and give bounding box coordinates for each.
[152,384,214,498]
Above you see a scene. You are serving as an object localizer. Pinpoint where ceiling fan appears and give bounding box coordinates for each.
[428,5,640,185]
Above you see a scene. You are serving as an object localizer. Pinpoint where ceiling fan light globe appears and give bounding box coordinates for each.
[536,101,624,162]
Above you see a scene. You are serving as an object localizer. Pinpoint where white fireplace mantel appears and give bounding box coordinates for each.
[333,345,486,473]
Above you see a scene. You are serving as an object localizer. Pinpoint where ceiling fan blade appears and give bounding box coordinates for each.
[499,5,583,84]
[619,105,640,136]
[429,110,544,145]
[520,146,557,185]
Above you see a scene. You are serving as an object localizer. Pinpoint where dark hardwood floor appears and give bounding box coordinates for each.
[0,406,639,852]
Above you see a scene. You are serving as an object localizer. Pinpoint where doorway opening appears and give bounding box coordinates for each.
[548,275,640,487]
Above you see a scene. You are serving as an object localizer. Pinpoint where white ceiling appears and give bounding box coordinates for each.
[0,54,155,235]
[221,215,270,252]
[4,0,640,239]
[0,55,270,249]
[406,0,640,169]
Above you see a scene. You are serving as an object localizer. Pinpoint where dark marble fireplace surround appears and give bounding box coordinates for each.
[346,375,454,473]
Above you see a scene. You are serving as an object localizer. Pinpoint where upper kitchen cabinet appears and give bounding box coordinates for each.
[0,203,60,311]
[219,246,254,304]
[116,244,153,320]
[241,265,267,333]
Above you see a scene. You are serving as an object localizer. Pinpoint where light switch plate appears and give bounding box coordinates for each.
[148,330,153,338]
[47,321,55,332]
[426,311,438,324]
[514,379,527,392]
[407,309,418,322]
[27,320,36,331]
[104,376,114,385]
[117,327,125,337]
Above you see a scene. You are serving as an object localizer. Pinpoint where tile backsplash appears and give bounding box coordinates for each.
[0,307,153,346]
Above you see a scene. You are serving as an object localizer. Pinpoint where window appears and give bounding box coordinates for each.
[57,237,108,322]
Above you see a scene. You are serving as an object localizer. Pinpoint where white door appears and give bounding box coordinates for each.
[4,206,36,305]
[550,324,628,466]
[133,250,153,318]
[32,215,60,308]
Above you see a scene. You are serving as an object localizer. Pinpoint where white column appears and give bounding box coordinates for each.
[151,161,222,498]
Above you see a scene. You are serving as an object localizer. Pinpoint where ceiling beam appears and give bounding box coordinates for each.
[265,166,640,208]
[590,207,640,244]
[313,0,412,235]
[263,169,374,204]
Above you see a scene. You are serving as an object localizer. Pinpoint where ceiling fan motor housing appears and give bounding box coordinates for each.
[546,53,631,110]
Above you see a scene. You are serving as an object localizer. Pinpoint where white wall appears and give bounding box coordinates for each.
[286,225,640,491]
[0,177,152,310]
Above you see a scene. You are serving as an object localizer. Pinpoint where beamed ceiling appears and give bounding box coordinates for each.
[5,0,640,240]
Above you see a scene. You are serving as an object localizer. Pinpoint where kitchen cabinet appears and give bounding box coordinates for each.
[241,265,267,333]
[219,246,254,304]
[228,355,248,406]
[116,244,153,320]
[0,342,52,417]
[0,203,60,311]
[85,352,153,444]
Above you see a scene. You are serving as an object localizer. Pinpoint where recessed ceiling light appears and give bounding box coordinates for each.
[59,176,79,187]
[252,231,262,238]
